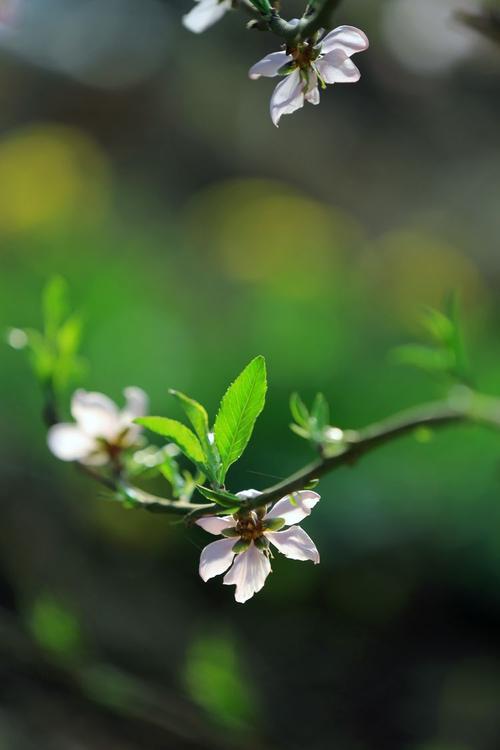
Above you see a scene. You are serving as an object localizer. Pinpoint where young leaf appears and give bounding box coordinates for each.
[43,276,69,341]
[311,393,329,432]
[196,485,242,508]
[169,390,210,447]
[290,392,309,428]
[214,356,267,482]
[136,417,206,469]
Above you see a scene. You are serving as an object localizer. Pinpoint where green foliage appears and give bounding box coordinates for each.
[28,595,83,662]
[196,485,242,510]
[183,633,258,731]
[135,417,206,471]
[391,294,472,386]
[289,391,334,446]
[214,355,267,483]
[8,276,84,394]
[169,389,219,482]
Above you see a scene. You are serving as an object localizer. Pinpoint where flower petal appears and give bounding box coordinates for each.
[265,490,320,526]
[182,0,230,34]
[249,51,290,80]
[270,69,304,127]
[71,390,120,440]
[266,525,320,563]
[304,72,320,105]
[120,386,149,445]
[196,516,235,535]
[47,424,97,462]
[199,538,236,581]
[316,50,361,84]
[321,25,369,57]
[223,542,271,603]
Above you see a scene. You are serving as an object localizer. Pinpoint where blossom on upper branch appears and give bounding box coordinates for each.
[183,0,232,33]
[196,489,320,603]
[48,387,148,465]
[249,25,369,126]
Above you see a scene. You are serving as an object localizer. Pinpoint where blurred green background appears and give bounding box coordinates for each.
[2,1,500,748]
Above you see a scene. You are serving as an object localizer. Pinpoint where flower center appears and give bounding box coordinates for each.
[290,42,319,71]
[235,512,264,542]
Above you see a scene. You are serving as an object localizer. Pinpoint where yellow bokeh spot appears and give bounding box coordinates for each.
[184,179,362,298]
[363,230,487,324]
[0,123,111,232]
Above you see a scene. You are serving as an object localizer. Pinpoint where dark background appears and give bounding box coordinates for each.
[2,1,500,748]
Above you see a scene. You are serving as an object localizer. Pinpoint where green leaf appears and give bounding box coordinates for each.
[214,356,267,482]
[196,485,242,508]
[311,393,329,431]
[169,389,220,482]
[136,417,206,469]
[169,389,209,443]
[289,423,310,439]
[159,453,185,499]
[446,292,471,385]
[290,392,309,427]
[43,276,69,341]
[391,344,454,373]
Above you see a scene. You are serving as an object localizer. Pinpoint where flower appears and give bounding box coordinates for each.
[47,387,148,465]
[183,0,232,33]
[196,489,320,603]
[249,25,369,126]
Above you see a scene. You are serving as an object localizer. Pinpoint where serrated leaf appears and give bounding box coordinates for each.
[290,392,309,428]
[169,389,209,441]
[214,356,267,482]
[136,417,206,469]
[43,276,69,341]
[196,485,242,508]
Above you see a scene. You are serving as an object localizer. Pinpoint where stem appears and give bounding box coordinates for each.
[190,388,500,518]
[45,386,500,521]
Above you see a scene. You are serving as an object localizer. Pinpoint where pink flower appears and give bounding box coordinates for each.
[47,387,148,465]
[249,25,369,126]
[196,489,320,603]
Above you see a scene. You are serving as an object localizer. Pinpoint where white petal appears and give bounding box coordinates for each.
[196,516,235,535]
[304,72,320,105]
[321,25,369,57]
[249,51,290,80]
[235,488,262,501]
[265,490,320,526]
[182,0,230,33]
[71,390,120,440]
[316,50,361,84]
[223,543,271,603]
[122,387,148,420]
[120,386,148,445]
[270,69,304,127]
[199,538,236,581]
[47,424,97,462]
[266,525,320,563]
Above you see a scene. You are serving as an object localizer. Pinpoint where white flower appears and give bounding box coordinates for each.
[196,489,320,603]
[47,387,148,465]
[249,25,369,126]
[183,0,232,33]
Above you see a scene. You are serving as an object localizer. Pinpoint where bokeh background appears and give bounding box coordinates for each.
[2,0,500,748]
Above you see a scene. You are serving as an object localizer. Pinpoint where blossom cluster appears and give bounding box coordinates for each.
[47,388,321,603]
[183,0,369,126]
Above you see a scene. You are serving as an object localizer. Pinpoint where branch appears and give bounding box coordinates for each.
[191,388,500,518]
